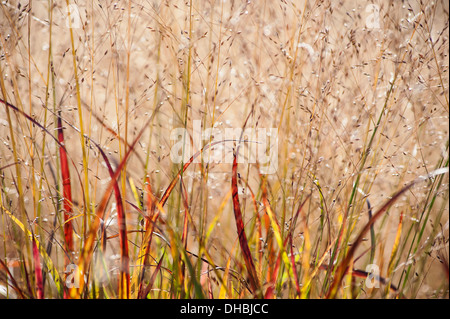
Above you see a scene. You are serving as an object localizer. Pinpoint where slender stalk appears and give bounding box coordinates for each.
[65,0,91,245]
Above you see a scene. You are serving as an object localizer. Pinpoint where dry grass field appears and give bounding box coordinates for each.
[0,0,448,299]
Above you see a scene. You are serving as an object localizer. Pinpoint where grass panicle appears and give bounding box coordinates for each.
[0,0,448,300]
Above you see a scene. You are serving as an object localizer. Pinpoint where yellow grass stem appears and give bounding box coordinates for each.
[65,0,91,245]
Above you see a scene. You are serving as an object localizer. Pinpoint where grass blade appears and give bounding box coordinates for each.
[327,167,449,298]
[32,237,44,299]
[95,143,130,299]
[0,258,27,299]
[261,179,296,295]
[71,104,162,298]
[57,115,74,263]
[231,152,260,294]
[385,212,404,295]
[131,138,246,297]
[2,206,64,297]
[139,252,165,299]
[263,235,289,299]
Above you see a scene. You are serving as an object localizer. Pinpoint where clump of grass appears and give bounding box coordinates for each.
[0,0,448,299]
